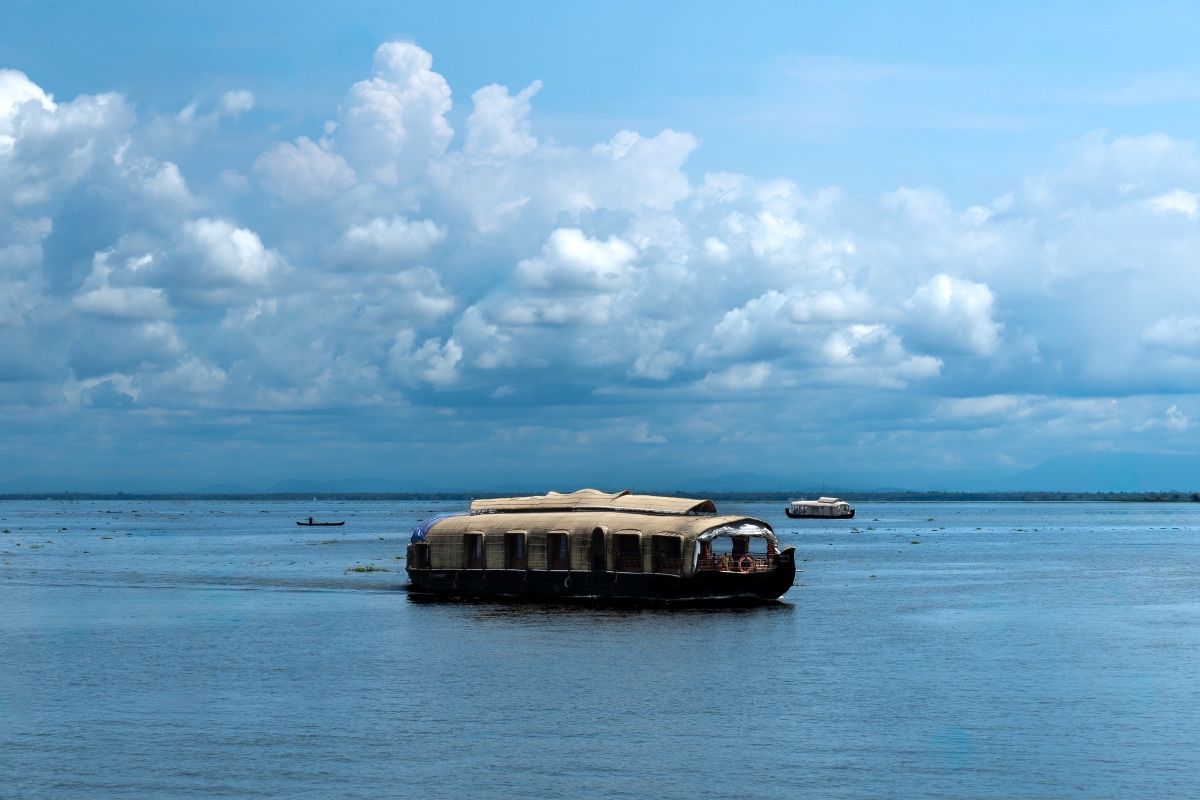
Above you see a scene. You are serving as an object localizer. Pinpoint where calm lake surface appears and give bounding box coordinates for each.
[2,500,1198,799]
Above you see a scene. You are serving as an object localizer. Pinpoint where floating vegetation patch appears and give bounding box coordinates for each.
[345,564,390,573]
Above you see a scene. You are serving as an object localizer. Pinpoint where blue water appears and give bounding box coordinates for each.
[2,500,1198,799]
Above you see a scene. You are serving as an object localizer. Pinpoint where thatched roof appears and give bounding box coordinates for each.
[425,509,773,544]
[470,488,717,516]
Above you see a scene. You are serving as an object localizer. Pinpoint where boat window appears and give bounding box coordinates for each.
[505,531,527,569]
[464,533,485,569]
[548,531,569,570]
[651,535,682,575]
[409,542,430,569]
[614,533,642,572]
[591,528,606,572]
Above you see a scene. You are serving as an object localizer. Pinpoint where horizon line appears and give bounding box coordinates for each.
[3,490,1199,502]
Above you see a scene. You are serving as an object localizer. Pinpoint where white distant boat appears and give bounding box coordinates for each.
[785,497,855,519]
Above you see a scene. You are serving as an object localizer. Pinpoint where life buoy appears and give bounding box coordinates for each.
[736,555,754,574]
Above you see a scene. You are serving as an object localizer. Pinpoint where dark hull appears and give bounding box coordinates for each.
[785,508,854,519]
[297,521,345,526]
[406,548,796,602]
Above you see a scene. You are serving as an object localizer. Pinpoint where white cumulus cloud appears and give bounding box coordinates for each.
[517,228,638,292]
[219,90,255,117]
[906,274,1002,356]
[182,218,281,287]
[1141,315,1200,353]
[465,81,541,162]
[254,136,355,200]
[335,41,453,185]
[1146,189,1200,219]
[337,215,447,266]
[0,68,56,138]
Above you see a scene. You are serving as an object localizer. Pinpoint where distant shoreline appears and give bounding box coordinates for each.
[2,491,1198,502]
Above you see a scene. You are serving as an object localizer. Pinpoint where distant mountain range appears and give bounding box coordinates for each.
[263,478,439,494]
[993,452,1200,493]
[0,475,441,495]
[2,451,1199,494]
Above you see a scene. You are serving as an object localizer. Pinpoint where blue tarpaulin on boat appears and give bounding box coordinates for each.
[411,512,467,543]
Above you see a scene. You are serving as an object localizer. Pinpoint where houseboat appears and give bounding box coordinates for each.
[785,497,855,519]
[406,489,796,602]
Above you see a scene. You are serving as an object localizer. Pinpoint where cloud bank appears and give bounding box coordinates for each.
[2,45,1200,487]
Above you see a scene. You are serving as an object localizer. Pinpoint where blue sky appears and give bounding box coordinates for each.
[3,2,1200,490]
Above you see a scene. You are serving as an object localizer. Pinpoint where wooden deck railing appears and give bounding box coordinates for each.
[696,554,773,573]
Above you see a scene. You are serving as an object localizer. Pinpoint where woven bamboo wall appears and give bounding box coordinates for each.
[485,533,507,570]
[568,530,593,571]
[681,538,697,576]
[431,533,466,569]
[527,532,548,570]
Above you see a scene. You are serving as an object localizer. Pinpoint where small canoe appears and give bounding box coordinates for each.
[297,520,345,526]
